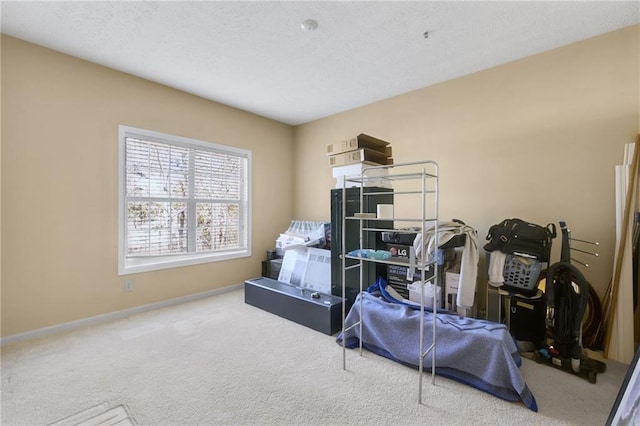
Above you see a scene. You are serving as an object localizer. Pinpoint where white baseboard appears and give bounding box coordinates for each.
[0,283,243,346]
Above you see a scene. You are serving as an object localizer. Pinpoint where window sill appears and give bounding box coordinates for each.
[118,249,251,275]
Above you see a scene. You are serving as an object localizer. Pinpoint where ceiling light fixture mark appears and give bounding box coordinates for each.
[301,19,318,31]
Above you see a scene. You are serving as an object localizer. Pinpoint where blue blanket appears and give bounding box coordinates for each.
[336,292,538,412]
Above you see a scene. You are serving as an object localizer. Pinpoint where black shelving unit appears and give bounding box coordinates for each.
[330,187,393,307]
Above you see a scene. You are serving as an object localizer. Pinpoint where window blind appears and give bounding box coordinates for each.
[125,136,247,258]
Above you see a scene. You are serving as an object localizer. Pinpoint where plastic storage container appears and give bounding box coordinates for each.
[408,281,441,309]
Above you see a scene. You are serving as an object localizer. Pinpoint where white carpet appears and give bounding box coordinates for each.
[1,288,629,425]
[49,402,134,426]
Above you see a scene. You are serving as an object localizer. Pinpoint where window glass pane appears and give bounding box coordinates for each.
[127,201,150,255]
[148,142,170,198]
[169,146,190,198]
[126,138,189,199]
[126,139,150,197]
[171,202,189,253]
[120,125,251,274]
[196,203,239,252]
[194,151,241,200]
[127,201,188,256]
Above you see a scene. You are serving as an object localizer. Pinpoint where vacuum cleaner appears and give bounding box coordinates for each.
[532,221,607,383]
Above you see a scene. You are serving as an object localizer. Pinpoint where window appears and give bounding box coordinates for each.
[118,125,251,275]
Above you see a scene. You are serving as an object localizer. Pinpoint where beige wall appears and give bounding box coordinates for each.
[293,25,640,310]
[2,25,639,337]
[1,36,294,337]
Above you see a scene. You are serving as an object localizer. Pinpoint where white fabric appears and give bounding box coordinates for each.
[488,250,507,287]
[413,222,479,309]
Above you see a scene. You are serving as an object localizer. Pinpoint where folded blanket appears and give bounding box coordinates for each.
[336,292,538,412]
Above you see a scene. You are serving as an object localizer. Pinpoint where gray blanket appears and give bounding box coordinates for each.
[336,292,537,411]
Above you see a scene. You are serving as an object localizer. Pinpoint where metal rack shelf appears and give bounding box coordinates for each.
[340,160,440,403]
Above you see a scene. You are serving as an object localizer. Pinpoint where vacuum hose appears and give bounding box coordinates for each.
[546,262,590,360]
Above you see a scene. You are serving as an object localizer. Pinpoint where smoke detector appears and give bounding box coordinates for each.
[301,19,318,31]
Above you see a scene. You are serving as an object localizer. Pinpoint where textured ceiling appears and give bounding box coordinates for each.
[1,1,639,125]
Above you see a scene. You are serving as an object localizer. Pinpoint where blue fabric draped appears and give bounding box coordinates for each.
[337,287,538,412]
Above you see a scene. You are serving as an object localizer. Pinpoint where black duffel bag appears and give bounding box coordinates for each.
[484,218,557,262]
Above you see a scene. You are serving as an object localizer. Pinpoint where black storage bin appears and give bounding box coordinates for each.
[504,289,547,349]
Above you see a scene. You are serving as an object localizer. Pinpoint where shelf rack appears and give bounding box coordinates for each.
[340,160,439,403]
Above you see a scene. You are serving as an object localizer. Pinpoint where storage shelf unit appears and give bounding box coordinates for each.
[340,160,439,403]
[330,187,393,308]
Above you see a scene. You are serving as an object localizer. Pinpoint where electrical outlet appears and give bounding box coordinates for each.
[124,280,134,292]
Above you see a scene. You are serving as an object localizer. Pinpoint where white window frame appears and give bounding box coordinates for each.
[118,125,252,275]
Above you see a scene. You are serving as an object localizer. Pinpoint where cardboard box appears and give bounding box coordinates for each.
[334,176,392,189]
[387,243,413,259]
[302,248,332,293]
[333,162,391,188]
[388,263,435,288]
[386,243,423,295]
[328,148,393,167]
[326,133,390,156]
[278,247,331,294]
[387,264,413,296]
[332,162,389,178]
